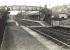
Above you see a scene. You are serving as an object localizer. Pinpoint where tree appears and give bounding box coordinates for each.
[0,6,10,22]
[0,6,10,46]
[40,5,52,24]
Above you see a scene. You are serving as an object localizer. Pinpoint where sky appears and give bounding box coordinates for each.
[0,0,70,8]
[0,0,70,15]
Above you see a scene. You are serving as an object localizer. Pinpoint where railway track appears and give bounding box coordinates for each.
[50,26,70,33]
[29,27,70,48]
[17,19,70,48]
[18,19,42,26]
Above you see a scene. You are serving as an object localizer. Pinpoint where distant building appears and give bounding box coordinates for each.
[58,13,68,18]
[51,13,68,26]
[52,18,62,26]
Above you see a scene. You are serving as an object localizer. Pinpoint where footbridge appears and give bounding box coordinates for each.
[7,5,43,11]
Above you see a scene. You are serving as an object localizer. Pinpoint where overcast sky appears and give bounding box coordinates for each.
[0,0,70,8]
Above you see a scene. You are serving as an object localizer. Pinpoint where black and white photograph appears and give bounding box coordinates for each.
[0,0,70,50]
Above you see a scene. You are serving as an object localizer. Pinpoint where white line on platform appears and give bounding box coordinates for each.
[21,19,39,22]
[38,21,46,26]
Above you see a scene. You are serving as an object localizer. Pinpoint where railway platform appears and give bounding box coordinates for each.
[1,23,48,50]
